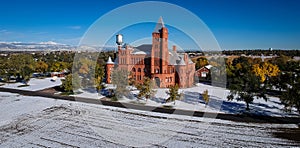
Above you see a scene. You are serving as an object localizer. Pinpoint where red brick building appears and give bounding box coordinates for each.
[196,65,212,78]
[106,17,195,88]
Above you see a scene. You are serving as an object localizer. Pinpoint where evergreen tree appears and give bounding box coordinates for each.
[136,77,156,101]
[166,84,182,105]
[280,74,300,113]
[111,68,130,99]
[61,73,81,93]
[95,64,105,93]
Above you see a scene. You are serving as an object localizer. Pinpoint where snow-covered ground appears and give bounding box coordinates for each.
[0,77,62,91]
[70,88,105,99]
[118,83,299,117]
[0,92,298,147]
[0,77,298,117]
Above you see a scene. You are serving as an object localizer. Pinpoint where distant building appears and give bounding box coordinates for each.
[196,65,212,78]
[106,17,195,88]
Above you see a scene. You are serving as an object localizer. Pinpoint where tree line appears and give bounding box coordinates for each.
[223,49,300,57]
[0,52,74,83]
[193,54,299,113]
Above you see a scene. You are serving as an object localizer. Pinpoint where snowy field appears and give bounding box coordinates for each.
[119,83,299,117]
[0,78,62,91]
[0,77,298,117]
[1,77,298,117]
[0,92,299,147]
[70,88,105,99]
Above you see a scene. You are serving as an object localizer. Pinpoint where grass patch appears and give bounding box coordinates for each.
[110,96,118,102]
[17,84,30,87]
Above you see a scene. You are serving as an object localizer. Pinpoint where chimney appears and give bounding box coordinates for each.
[173,45,176,52]
[184,53,188,64]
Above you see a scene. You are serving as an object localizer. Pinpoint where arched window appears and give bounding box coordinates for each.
[138,68,141,72]
[155,69,159,74]
[132,68,136,72]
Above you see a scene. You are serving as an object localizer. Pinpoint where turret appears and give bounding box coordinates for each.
[106,56,114,83]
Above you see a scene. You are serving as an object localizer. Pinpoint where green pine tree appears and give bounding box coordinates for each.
[166,84,182,105]
[136,77,156,101]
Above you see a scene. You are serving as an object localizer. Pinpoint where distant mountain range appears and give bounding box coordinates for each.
[0,41,210,52]
[0,41,117,52]
[0,41,73,51]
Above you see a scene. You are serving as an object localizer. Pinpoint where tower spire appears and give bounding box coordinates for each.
[154,16,165,33]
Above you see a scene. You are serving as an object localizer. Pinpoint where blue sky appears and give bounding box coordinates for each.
[0,0,300,50]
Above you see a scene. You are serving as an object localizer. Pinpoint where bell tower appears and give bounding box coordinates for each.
[151,16,169,74]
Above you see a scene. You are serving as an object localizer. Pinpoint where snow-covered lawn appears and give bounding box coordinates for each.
[0,77,298,117]
[121,83,299,117]
[0,92,66,126]
[0,92,298,147]
[0,77,62,91]
[70,88,105,99]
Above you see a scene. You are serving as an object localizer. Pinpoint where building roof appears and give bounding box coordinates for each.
[177,57,186,65]
[132,50,147,55]
[154,16,165,33]
[106,56,114,64]
[132,44,152,55]
[168,50,180,65]
[188,58,194,64]
[205,65,213,69]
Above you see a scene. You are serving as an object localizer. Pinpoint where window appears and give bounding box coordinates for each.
[132,68,136,72]
[201,72,207,77]
[137,75,142,80]
[138,68,141,72]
